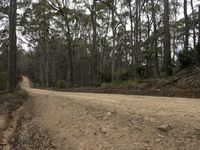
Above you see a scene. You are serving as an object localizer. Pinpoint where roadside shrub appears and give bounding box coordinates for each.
[118,80,136,88]
[16,84,29,99]
[18,88,29,99]
[101,82,113,88]
[114,69,130,81]
[177,49,194,68]
[55,80,70,88]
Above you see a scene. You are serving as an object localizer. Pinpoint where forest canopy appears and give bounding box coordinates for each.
[1,0,200,89]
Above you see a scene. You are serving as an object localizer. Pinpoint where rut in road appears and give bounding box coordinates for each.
[13,77,200,150]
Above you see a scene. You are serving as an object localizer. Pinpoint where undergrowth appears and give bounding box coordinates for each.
[16,84,29,99]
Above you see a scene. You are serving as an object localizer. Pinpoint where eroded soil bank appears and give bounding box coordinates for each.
[50,67,200,99]
[0,93,26,150]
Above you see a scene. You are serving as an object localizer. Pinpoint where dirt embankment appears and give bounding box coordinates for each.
[11,96,55,150]
[0,93,26,150]
[56,67,200,98]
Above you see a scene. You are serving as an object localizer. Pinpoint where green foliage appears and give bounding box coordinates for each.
[118,80,136,88]
[16,84,29,99]
[55,80,70,88]
[115,67,136,81]
[101,82,116,88]
[14,0,200,87]
[115,69,130,81]
[178,49,195,68]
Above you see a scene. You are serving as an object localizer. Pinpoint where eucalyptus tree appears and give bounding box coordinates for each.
[199,6,200,44]
[150,0,160,76]
[47,0,76,87]
[126,0,134,65]
[90,0,98,85]
[13,0,200,87]
[20,0,57,86]
[110,0,117,82]
[8,0,17,91]
[171,0,181,62]
[164,0,172,76]
[190,0,196,47]
[184,0,189,50]
[134,0,140,65]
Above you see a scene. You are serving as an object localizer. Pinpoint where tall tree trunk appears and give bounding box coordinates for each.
[184,0,189,50]
[42,10,50,87]
[8,0,17,91]
[128,0,134,64]
[65,15,74,87]
[198,6,200,44]
[146,13,151,77]
[191,0,196,47]
[91,0,98,86]
[138,2,142,63]
[151,0,159,77]
[128,0,136,79]
[164,0,172,76]
[47,2,74,86]
[172,2,178,64]
[67,33,74,87]
[134,0,139,64]
[111,0,116,82]
[44,22,49,87]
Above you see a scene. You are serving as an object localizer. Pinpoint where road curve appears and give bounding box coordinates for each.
[18,77,200,150]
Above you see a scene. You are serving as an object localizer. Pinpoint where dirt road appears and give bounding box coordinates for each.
[13,78,200,150]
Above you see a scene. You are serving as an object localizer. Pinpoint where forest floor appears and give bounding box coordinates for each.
[1,77,200,150]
